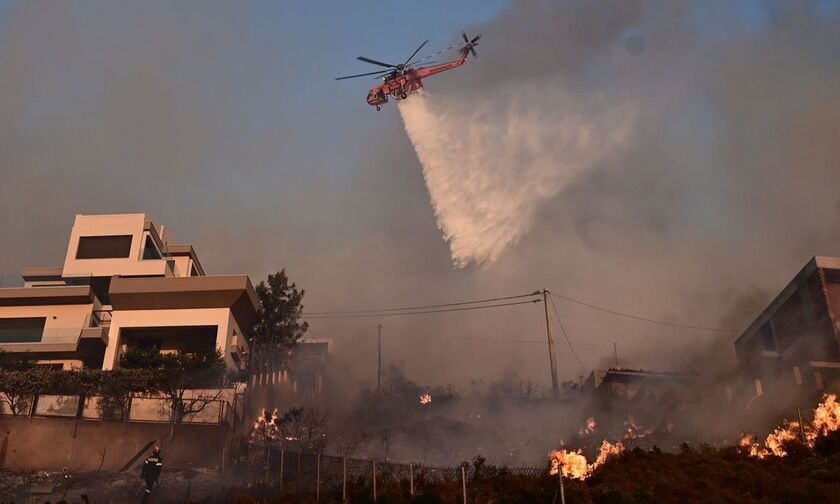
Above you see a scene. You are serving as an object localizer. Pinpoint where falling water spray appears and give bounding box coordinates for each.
[397,90,635,267]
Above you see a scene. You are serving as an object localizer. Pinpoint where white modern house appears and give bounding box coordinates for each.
[0,214,258,371]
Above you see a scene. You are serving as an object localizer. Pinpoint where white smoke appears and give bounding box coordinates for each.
[398,87,635,267]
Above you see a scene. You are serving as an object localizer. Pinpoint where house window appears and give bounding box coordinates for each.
[76,235,133,259]
[0,317,46,343]
[142,235,162,260]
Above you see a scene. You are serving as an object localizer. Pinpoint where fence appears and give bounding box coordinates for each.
[245,446,547,501]
[0,391,242,428]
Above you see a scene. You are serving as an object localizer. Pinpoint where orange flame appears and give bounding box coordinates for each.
[579,417,597,436]
[742,393,839,458]
[812,393,840,435]
[549,439,624,480]
[250,407,279,444]
[623,416,653,440]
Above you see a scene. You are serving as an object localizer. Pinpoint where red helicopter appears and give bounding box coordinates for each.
[336,32,480,110]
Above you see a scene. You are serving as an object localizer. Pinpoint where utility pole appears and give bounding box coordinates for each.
[377,324,382,395]
[613,342,619,368]
[543,289,560,397]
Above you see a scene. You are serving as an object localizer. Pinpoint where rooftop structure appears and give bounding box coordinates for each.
[584,368,699,402]
[0,213,258,370]
[734,256,840,392]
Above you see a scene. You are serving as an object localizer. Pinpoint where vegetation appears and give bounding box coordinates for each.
[119,346,228,424]
[223,432,840,503]
[0,347,234,421]
[249,269,309,377]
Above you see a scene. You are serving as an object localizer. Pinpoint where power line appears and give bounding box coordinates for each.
[547,290,741,333]
[547,292,584,369]
[381,327,614,347]
[302,299,541,320]
[304,291,541,316]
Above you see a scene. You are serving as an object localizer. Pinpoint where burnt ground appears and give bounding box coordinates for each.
[0,468,231,504]
[3,431,840,504]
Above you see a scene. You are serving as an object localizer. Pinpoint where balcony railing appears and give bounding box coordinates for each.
[0,326,109,350]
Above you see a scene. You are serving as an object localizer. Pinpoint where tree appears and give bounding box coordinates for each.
[120,347,226,437]
[96,369,162,421]
[158,349,227,424]
[278,406,328,452]
[250,270,309,381]
[0,350,36,371]
[0,369,46,416]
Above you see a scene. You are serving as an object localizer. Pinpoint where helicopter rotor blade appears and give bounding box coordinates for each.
[403,40,429,67]
[471,34,481,44]
[357,56,397,69]
[462,31,470,44]
[336,69,393,80]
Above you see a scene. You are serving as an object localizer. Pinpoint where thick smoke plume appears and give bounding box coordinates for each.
[398,90,634,267]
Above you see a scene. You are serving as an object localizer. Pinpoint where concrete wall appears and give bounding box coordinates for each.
[0,416,229,472]
[62,213,170,278]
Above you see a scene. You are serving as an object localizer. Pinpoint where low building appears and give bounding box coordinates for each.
[0,213,258,370]
[584,368,699,402]
[734,256,840,393]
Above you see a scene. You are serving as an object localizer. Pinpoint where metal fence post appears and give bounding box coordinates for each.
[373,459,377,502]
[279,449,285,492]
[409,463,414,497]
[296,451,301,495]
[461,465,467,504]
[316,452,321,501]
[265,446,271,485]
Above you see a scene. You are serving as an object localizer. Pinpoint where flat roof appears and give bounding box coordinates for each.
[109,275,260,328]
[166,244,205,275]
[21,267,64,280]
[0,285,94,306]
[815,256,840,270]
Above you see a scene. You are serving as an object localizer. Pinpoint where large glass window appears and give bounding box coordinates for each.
[142,235,162,260]
[75,235,133,259]
[0,317,46,343]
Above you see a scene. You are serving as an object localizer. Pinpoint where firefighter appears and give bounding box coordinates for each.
[141,446,163,495]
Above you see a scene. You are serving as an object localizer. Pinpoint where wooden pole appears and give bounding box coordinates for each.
[377,324,382,395]
[797,407,808,445]
[461,465,467,504]
[613,342,618,367]
[543,290,560,397]
[297,451,301,495]
[409,463,414,497]
[316,453,321,501]
[342,456,347,502]
[372,459,377,502]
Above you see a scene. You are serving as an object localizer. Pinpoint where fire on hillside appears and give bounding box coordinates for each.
[740,393,840,459]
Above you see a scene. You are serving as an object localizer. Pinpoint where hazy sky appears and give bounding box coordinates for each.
[2,1,840,389]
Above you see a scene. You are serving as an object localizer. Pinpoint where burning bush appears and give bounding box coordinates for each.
[740,393,840,459]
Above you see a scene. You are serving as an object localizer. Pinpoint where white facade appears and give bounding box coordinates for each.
[0,213,257,370]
